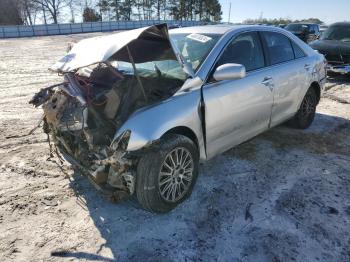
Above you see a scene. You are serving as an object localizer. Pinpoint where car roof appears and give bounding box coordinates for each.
[330,22,350,27]
[288,23,318,25]
[169,24,280,35]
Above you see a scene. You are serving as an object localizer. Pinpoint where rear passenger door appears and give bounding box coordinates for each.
[260,31,309,127]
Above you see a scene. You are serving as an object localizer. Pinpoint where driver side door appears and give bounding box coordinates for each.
[202,31,274,159]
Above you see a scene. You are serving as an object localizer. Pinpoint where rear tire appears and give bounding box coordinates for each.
[289,88,317,129]
[136,134,199,213]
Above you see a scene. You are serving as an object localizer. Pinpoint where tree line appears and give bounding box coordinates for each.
[242,17,324,26]
[0,0,222,25]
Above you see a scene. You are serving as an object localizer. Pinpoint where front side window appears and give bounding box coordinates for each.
[216,32,265,72]
[262,32,294,65]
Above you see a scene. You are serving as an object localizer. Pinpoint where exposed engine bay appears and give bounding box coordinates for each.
[29,24,188,200]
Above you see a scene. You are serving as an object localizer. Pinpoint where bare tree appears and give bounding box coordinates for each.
[109,0,120,21]
[2,0,223,25]
[32,0,67,23]
[21,0,43,25]
[67,0,77,23]
[97,0,111,21]
[21,0,33,25]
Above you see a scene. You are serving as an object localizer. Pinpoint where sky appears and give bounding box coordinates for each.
[220,0,350,25]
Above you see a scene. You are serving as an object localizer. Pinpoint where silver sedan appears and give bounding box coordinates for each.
[31,24,327,213]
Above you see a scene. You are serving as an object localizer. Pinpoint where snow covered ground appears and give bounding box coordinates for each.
[0,33,350,262]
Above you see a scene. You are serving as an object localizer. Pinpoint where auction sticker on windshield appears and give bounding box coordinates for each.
[186,33,212,43]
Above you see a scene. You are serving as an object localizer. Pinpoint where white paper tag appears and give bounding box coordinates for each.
[186,33,212,43]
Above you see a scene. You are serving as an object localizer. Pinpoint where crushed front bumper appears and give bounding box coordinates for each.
[60,150,131,201]
[55,130,135,201]
[327,64,350,74]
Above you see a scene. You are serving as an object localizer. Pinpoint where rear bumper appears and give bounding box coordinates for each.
[327,64,350,74]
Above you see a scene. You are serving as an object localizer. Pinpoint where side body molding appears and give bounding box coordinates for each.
[113,88,207,160]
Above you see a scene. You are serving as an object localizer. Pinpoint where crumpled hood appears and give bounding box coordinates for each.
[50,23,194,77]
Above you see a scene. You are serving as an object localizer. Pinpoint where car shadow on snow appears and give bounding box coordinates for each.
[52,112,350,261]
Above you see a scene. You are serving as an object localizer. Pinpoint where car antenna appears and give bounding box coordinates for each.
[126,45,148,103]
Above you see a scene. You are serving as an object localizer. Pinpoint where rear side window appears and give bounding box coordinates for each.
[291,41,306,59]
[216,32,265,72]
[262,32,294,65]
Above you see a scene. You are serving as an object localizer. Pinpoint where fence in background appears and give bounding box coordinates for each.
[0,20,205,38]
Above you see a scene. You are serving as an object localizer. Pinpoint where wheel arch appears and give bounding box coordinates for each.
[296,80,321,110]
[161,126,199,150]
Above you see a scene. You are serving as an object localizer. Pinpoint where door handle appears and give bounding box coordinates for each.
[304,64,311,71]
[261,77,272,85]
[262,77,274,91]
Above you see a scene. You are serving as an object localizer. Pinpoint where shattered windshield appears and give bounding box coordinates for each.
[321,26,350,42]
[170,33,222,72]
[114,60,187,81]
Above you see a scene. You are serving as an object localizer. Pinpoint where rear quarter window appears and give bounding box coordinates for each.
[291,41,306,59]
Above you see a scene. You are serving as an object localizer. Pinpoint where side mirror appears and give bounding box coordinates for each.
[213,63,246,81]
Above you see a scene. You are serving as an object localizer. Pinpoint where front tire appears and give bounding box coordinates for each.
[136,134,199,213]
[289,88,317,129]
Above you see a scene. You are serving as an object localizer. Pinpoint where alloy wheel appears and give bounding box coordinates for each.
[158,147,194,203]
[301,93,316,119]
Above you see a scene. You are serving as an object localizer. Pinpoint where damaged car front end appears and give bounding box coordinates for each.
[30,24,194,201]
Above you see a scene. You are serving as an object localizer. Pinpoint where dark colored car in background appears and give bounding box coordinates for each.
[310,22,350,75]
[278,24,287,28]
[319,25,329,35]
[285,23,321,43]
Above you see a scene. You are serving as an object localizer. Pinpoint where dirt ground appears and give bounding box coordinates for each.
[0,33,350,262]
